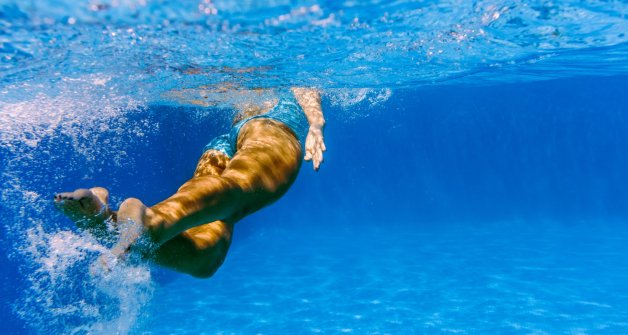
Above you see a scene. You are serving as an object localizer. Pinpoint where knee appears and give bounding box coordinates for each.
[118,197,143,211]
[189,253,227,279]
[189,236,230,279]
[190,266,219,279]
[117,197,148,224]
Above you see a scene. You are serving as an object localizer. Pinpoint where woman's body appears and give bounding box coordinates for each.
[55,87,325,278]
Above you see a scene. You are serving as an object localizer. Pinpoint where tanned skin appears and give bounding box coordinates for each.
[54,88,325,278]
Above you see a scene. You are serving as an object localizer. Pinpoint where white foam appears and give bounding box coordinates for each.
[17,222,154,334]
[0,74,145,163]
[325,88,393,120]
[0,74,155,335]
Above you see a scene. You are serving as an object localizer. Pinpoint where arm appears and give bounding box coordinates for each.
[291,87,326,171]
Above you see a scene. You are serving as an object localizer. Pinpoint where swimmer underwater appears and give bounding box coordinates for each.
[54,87,326,278]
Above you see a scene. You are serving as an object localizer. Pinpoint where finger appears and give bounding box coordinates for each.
[317,142,325,153]
[315,151,323,167]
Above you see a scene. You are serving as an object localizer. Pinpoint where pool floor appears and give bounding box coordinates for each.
[136,220,628,334]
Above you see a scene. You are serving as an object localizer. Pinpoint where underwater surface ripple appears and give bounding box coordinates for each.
[1,0,627,95]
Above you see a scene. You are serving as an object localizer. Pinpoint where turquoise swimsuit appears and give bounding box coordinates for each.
[203,97,308,157]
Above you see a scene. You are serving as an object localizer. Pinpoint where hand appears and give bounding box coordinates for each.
[304,125,326,171]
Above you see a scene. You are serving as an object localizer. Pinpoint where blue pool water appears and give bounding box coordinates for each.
[1,1,628,334]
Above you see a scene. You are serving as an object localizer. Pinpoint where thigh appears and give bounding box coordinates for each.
[151,146,233,277]
[222,118,303,214]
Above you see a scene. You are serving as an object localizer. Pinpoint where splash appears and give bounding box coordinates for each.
[0,72,158,334]
[0,74,149,168]
[326,88,392,108]
[325,88,393,120]
[16,223,154,334]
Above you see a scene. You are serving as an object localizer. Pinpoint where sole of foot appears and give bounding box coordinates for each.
[54,187,113,236]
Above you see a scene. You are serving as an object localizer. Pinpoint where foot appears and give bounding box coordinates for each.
[54,187,114,236]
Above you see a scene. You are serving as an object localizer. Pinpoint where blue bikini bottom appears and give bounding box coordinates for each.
[203,98,308,158]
